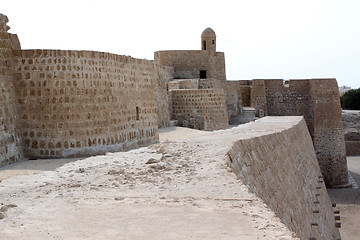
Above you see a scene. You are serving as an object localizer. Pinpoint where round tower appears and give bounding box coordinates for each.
[201,27,216,52]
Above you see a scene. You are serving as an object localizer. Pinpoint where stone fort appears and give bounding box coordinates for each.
[0,13,349,239]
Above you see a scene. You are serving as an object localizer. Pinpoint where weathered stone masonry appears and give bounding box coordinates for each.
[0,14,23,166]
[0,13,347,239]
[251,79,348,187]
[154,28,226,80]
[0,13,349,191]
[0,14,178,166]
[155,26,349,187]
[170,89,228,130]
[12,49,168,159]
[227,117,339,240]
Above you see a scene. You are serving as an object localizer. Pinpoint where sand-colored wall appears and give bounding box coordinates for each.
[0,14,23,167]
[169,79,245,125]
[250,79,267,116]
[263,79,314,136]
[198,79,244,124]
[12,49,163,158]
[170,89,228,130]
[310,79,348,186]
[250,79,348,187]
[239,85,251,107]
[168,79,198,90]
[154,50,226,80]
[227,117,339,240]
[155,65,173,128]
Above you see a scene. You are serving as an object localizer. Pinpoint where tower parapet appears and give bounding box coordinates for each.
[154,27,225,80]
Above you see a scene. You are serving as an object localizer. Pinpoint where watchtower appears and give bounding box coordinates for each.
[201,27,216,52]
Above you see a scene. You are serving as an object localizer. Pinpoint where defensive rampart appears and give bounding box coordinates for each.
[198,79,252,124]
[226,116,339,240]
[0,14,23,167]
[251,79,348,187]
[170,89,228,130]
[154,64,174,128]
[12,49,165,158]
[168,79,253,125]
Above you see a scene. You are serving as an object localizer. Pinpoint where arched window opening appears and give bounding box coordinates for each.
[202,40,207,50]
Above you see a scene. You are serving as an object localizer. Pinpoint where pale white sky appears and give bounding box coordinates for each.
[2,0,360,88]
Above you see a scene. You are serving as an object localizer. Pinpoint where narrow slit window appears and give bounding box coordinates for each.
[136,107,140,120]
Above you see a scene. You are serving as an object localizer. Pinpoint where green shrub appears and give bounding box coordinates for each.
[341,88,360,110]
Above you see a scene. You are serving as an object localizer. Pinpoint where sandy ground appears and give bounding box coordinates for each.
[0,125,297,240]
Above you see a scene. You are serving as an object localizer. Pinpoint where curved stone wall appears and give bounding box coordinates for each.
[226,117,339,239]
[12,49,165,158]
[170,89,228,130]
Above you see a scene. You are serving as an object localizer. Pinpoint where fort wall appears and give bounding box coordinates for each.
[250,79,267,116]
[12,49,163,158]
[169,79,247,125]
[198,79,244,124]
[155,65,173,128]
[310,79,348,186]
[263,79,314,136]
[0,14,23,167]
[168,79,198,90]
[170,89,228,130]
[222,81,242,124]
[227,117,339,240]
[154,50,226,80]
[250,79,348,187]
[239,85,251,107]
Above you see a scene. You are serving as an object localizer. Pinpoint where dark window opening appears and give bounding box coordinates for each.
[136,107,140,120]
[202,40,207,50]
[200,70,207,79]
[212,40,215,44]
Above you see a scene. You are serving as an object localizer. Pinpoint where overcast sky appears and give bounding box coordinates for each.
[2,0,360,88]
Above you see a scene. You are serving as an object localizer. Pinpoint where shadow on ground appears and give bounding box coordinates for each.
[328,170,360,205]
[0,158,83,181]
